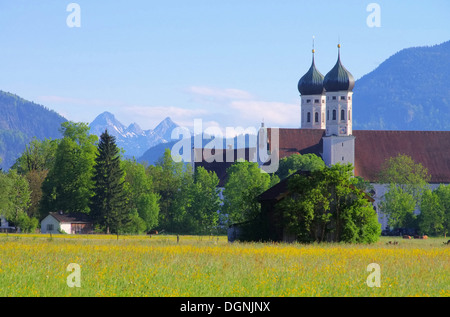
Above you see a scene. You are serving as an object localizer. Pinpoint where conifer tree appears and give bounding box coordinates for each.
[90,130,128,235]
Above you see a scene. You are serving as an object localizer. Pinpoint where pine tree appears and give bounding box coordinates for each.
[90,130,128,235]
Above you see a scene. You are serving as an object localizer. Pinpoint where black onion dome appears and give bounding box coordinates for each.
[298,54,325,95]
[323,48,355,92]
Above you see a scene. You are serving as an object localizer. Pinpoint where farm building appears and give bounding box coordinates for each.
[41,211,94,234]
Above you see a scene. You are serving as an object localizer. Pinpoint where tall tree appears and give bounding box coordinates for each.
[434,184,450,237]
[185,166,221,234]
[378,154,431,232]
[277,164,380,243]
[122,159,159,233]
[379,154,431,201]
[40,122,97,218]
[223,161,279,225]
[418,189,444,236]
[90,130,128,235]
[148,148,192,233]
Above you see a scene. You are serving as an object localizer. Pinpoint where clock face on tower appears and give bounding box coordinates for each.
[339,126,347,135]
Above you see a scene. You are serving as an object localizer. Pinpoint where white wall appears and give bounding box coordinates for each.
[40,215,61,234]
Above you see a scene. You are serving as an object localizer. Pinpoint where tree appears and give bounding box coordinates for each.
[379,183,416,230]
[0,170,37,232]
[148,148,192,233]
[40,122,97,218]
[418,189,444,236]
[378,154,432,233]
[276,164,380,243]
[434,184,450,236]
[379,154,431,201]
[12,138,58,218]
[277,153,325,180]
[185,166,221,234]
[222,161,279,225]
[12,138,59,174]
[122,159,159,233]
[90,130,128,235]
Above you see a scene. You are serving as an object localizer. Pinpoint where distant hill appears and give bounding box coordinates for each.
[353,40,450,130]
[0,91,67,170]
[89,112,179,158]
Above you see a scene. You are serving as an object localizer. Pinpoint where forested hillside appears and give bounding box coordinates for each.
[353,40,450,130]
[0,91,66,170]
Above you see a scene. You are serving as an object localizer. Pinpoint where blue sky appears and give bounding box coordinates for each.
[0,1,449,132]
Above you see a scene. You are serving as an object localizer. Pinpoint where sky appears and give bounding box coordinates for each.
[0,0,449,134]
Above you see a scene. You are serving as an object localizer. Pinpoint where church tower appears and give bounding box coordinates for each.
[322,44,356,167]
[298,47,326,129]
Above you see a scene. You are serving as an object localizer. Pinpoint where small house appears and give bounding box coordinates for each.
[41,211,93,234]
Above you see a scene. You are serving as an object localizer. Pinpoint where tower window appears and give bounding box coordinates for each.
[332,96,337,100]
[341,109,345,121]
[348,96,351,100]
[327,110,329,121]
[348,110,351,120]
[315,99,319,104]
[322,113,325,123]
[307,112,311,123]
[307,99,311,103]
[332,110,337,120]
[315,112,319,123]
[340,96,346,100]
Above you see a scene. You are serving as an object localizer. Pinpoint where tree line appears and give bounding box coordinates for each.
[1,121,448,240]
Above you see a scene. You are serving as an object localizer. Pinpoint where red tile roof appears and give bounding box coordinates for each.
[196,129,450,184]
[353,130,450,183]
[268,129,450,183]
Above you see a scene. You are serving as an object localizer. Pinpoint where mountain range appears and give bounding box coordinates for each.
[89,112,179,159]
[0,40,449,170]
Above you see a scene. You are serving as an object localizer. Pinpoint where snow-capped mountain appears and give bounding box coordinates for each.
[89,112,179,158]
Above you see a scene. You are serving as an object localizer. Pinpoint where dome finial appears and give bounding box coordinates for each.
[312,35,315,54]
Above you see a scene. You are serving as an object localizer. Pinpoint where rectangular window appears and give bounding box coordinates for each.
[340,96,346,100]
[332,96,337,100]
[47,224,54,231]
[315,99,319,104]
[307,99,311,103]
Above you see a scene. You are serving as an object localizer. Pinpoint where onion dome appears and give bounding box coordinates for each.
[323,44,355,92]
[298,50,325,96]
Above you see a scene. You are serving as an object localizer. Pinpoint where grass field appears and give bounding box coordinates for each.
[0,233,448,297]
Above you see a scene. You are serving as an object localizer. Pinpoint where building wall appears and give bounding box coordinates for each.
[40,215,61,234]
[301,94,326,129]
[322,135,355,167]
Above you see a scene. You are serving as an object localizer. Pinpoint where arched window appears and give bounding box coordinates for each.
[327,110,329,121]
[341,109,345,121]
[307,112,311,123]
[332,110,336,120]
[315,112,319,123]
[348,110,351,121]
